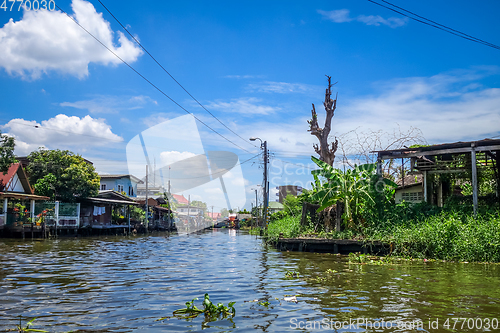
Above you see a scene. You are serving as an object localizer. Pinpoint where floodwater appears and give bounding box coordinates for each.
[0,230,499,332]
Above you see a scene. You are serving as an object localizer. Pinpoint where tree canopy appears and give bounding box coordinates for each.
[190,200,207,209]
[0,131,16,174]
[27,149,100,202]
[220,208,229,218]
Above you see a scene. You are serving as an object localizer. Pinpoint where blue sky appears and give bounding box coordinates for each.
[1,0,499,211]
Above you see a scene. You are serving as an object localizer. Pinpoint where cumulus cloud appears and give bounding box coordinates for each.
[60,95,158,114]
[336,69,500,143]
[0,0,142,79]
[318,9,408,28]
[3,114,123,155]
[160,151,197,166]
[206,97,280,115]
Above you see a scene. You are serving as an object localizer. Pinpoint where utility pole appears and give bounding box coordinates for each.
[187,195,190,228]
[250,137,269,229]
[168,165,171,194]
[263,140,269,229]
[145,165,149,232]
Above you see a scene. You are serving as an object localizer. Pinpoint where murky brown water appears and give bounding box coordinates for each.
[1,229,499,332]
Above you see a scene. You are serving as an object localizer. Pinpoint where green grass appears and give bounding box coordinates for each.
[267,205,500,262]
[266,215,305,243]
[370,212,500,262]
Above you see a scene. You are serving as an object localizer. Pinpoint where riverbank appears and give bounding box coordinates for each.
[265,210,500,263]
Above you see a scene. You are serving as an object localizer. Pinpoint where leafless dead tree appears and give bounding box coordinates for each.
[307,75,338,166]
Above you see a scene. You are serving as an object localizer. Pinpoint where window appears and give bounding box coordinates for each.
[117,184,124,193]
[402,192,423,202]
[128,186,134,196]
[100,184,106,191]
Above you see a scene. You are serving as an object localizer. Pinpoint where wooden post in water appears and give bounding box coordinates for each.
[471,143,478,217]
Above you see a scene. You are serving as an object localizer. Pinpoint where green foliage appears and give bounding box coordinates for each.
[220,208,229,218]
[130,206,145,221]
[266,215,304,242]
[15,317,48,332]
[191,200,207,209]
[248,227,261,235]
[379,212,500,262]
[171,293,235,320]
[285,270,299,278]
[270,194,302,222]
[0,131,17,175]
[238,208,251,214]
[32,173,57,200]
[348,252,371,263]
[310,156,397,229]
[27,149,99,202]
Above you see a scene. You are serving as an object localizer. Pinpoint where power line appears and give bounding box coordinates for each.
[54,4,254,154]
[165,152,262,179]
[96,0,258,151]
[367,0,500,51]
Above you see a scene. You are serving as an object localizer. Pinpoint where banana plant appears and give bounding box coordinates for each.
[310,156,396,229]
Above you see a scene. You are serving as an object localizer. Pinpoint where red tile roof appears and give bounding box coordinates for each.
[172,194,189,205]
[0,163,34,194]
[207,212,221,220]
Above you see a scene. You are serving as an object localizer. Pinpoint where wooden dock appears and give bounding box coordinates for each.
[275,237,390,255]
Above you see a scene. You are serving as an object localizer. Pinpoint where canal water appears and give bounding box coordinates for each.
[1,229,499,332]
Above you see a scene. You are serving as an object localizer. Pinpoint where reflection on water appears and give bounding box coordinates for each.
[0,230,499,332]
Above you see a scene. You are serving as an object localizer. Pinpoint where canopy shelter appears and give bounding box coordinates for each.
[373,138,500,216]
[79,190,140,230]
[133,197,173,231]
[0,163,49,229]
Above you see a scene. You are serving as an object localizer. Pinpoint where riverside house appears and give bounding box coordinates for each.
[0,163,49,235]
[99,174,143,197]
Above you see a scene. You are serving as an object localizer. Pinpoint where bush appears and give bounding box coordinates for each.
[267,216,302,243]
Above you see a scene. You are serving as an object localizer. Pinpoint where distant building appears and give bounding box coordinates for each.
[99,175,143,198]
[136,184,167,198]
[277,185,303,203]
[394,174,424,204]
[257,201,284,214]
[171,194,189,205]
[207,212,221,221]
[171,194,204,216]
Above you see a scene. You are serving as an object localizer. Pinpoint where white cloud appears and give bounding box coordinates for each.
[142,113,171,127]
[3,114,123,155]
[231,175,250,187]
[160,151,197,166]
[205,187,223,195]
[246,81,317,94]
[233,68,500,159]
[0,0,142,79]
[318,9,408,28]
[206,97,280,115]
[337,69,500,143]
[60,95,157,114]
[317,9,352,23]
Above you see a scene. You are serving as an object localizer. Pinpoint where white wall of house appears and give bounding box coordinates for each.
[395,185,424,204]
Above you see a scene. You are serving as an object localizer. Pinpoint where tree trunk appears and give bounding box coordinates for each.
[307,75,339,166]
